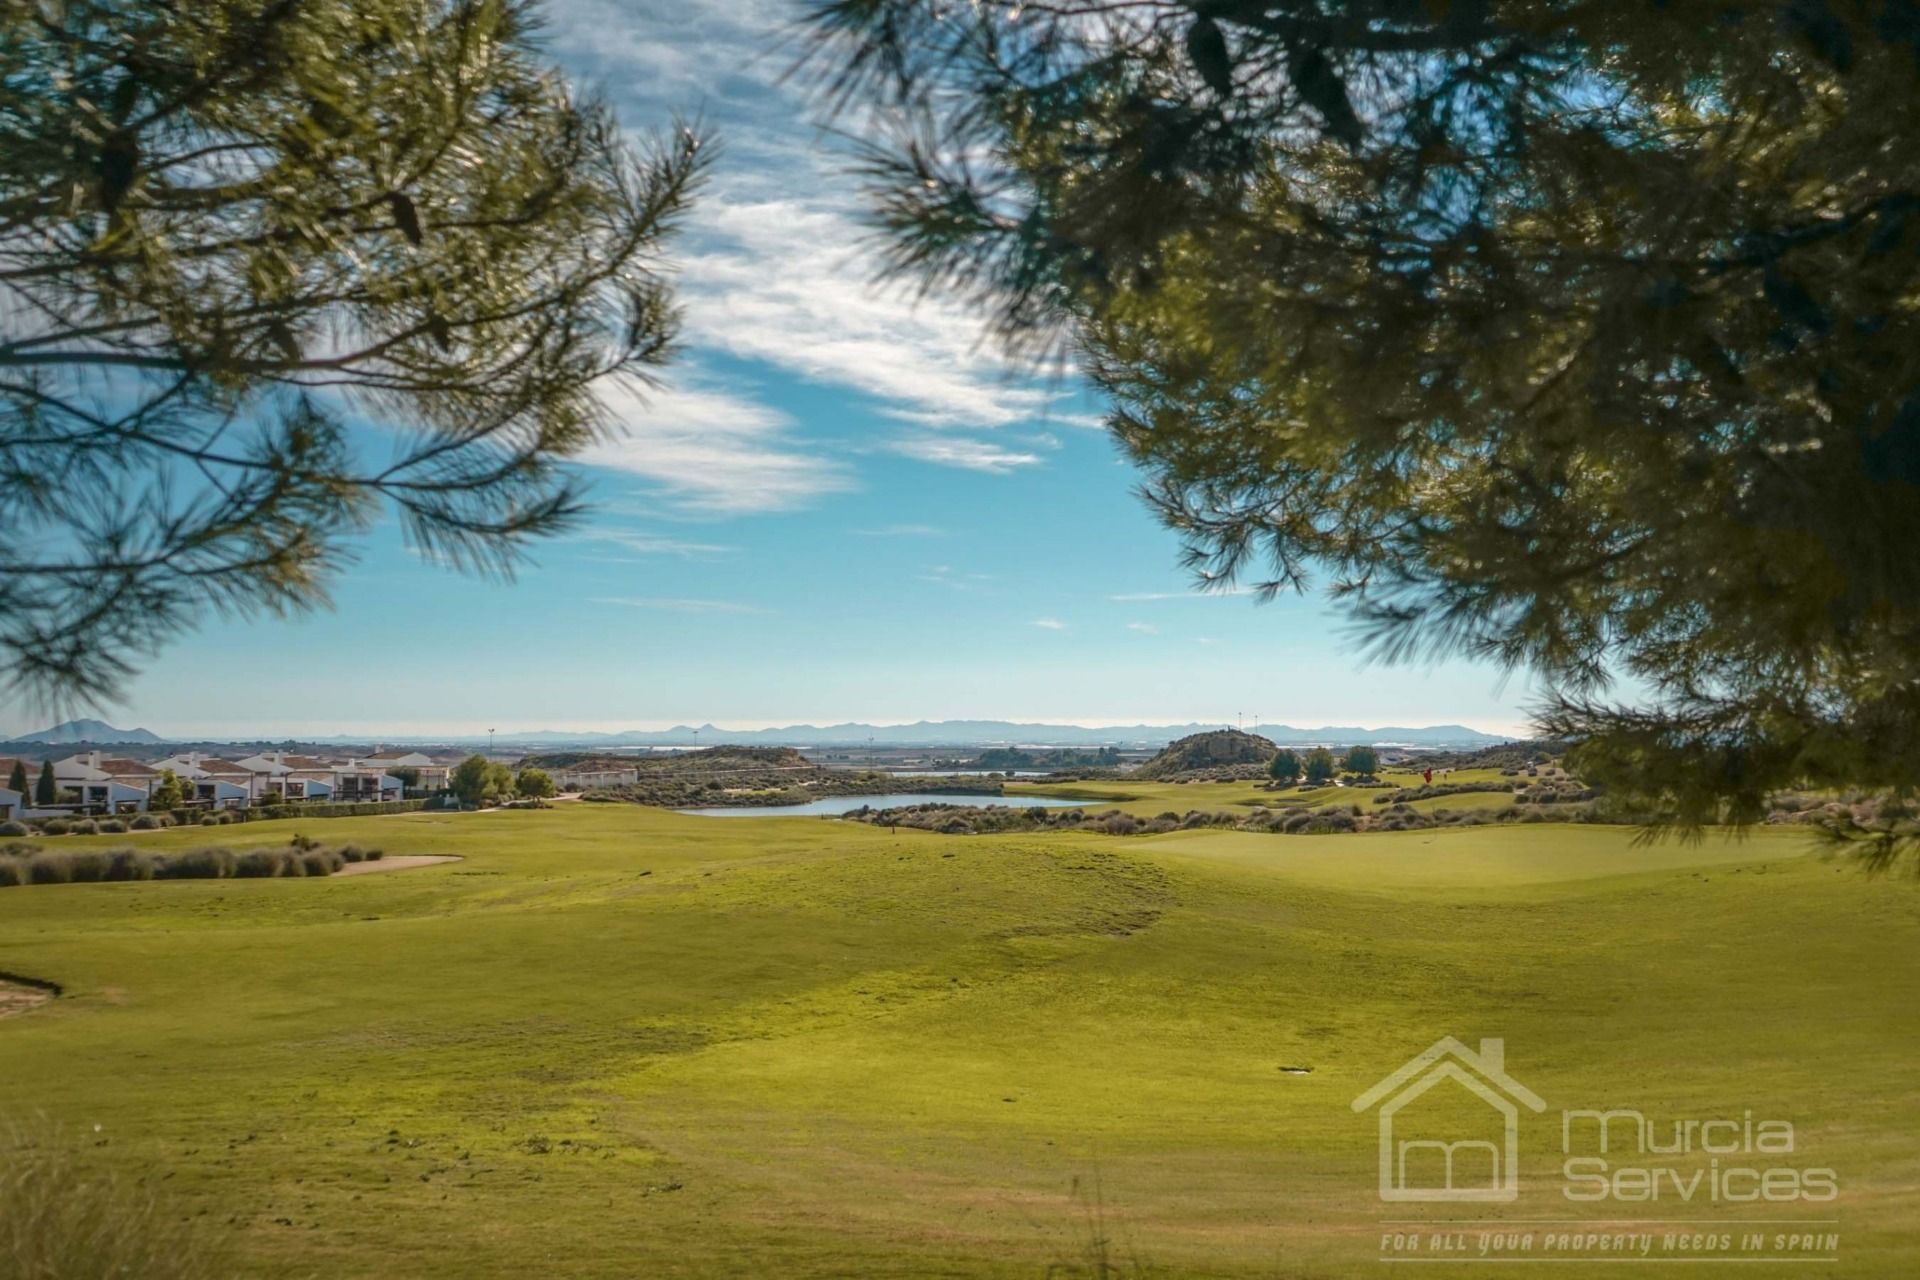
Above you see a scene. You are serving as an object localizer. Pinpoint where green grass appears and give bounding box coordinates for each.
[0,809,1914,1277]
[1006,777,1353,814]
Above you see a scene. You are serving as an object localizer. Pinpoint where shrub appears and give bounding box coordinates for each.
[129,814,160,830]
[300,849,345,876]
[103,849,154,881]
[199,815,218,826]
[0,820,28,837]
[68,819,98,835]
[234,849,289,878]
[37,819,69,836]
[156,848,235,880]
[0,860,23,886]
[26,853,74,884]
[96,818,127,834]
[289,832,320,851]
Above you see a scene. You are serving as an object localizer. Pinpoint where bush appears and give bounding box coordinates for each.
[26,853,74,884]
[96,818,127,834]
[68,819,99,835]
[234,849,290,878]
[37,819,69,835]
[0,859,23,886]
[0,820,28,837]
[155,848,235,880]
[104,849,154,881]
[129,813,161,830]
[300,849,345,876]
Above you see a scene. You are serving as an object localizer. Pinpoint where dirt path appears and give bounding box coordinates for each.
[333,855,462,877]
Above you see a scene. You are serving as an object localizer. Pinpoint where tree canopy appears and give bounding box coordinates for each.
[2,0,706,707]
[1341,745,1379,777]
[149,767,183,810]
[515,766,555,799]
[1303,747,1335,785]
[450,754,513,806]
[805,0,1920,862]
[1267,747,1300,782]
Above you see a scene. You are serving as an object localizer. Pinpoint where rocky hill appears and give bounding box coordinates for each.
[1132,730,1278,781]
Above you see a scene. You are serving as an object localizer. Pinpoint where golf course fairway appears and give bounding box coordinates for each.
[1,807,1914,1277]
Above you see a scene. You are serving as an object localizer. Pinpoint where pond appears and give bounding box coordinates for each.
[674,793,1094,819]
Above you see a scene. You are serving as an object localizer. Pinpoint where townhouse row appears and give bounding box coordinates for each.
[0,750,453,819]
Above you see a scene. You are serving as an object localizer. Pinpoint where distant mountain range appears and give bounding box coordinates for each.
[5,718,166,745]
[426,720,1513,749]
[2,718,1514,750]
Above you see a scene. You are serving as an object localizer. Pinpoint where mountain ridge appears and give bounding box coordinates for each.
[5,718,165,745]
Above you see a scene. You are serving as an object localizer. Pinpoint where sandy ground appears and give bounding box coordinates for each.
[0,978,54,1020]
[333,854,463,877]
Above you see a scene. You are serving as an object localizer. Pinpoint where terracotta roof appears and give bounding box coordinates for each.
[195,759,252,777]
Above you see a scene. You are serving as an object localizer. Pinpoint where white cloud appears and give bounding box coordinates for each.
[680,198,1084,434]
[589,596,767,614]
[576,530,735,557]
[549,1,1094,489]
[886,436,1043,473]
[853,524,946,537]
[1126,622,1159,634]
[1108,586,1258,602]
[1032,618,1068,631]
[579,375,854,516]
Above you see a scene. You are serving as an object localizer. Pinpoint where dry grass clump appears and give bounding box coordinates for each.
[0,1119,223,1280]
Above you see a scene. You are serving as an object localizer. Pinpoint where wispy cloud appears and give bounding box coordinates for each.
[682,198,1085,433]
[887,435,1044,473]
[589,596,768,614]
[1108,586,1258,602]
[917,564,993,591]
[547,3,1095,461]
[853,524,947,538]
[576,530,735,557]
[1125,621,1159,634]
[1032,618,1068,631]
[579,375,854,516]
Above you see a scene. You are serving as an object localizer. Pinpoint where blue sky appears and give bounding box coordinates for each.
[0,1,1542,740]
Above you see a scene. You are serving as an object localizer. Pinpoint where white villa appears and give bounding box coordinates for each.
[358,750,451,791]
[551,764,641,790]
[0,745,460,818]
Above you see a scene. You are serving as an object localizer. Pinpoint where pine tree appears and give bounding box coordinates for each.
[2,0,708,705]
[35,761,57,806]
[6,760,25,797]
[807,0,1920,863]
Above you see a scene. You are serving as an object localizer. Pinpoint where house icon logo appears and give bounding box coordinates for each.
[1351,1037,1546,1202]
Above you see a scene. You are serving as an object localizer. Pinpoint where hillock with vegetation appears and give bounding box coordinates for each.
[524,746,1004,808]
[1131,730,1277,781]
[970,745,1122,771]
